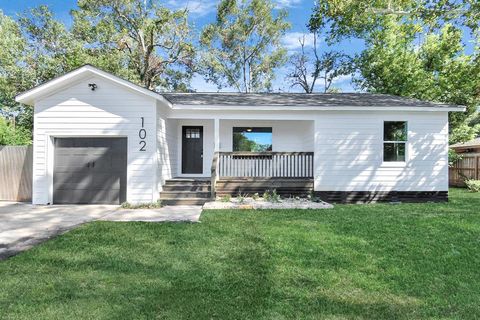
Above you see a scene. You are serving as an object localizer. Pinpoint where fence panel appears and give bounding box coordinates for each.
[449,154,480,187]
[0,146,33,201]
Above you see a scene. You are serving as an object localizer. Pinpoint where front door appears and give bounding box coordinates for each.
[182,126,203,174]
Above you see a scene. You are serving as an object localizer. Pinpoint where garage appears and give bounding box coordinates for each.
[53,137,127,204]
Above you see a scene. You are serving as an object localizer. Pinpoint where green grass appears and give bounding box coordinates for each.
[1,188,479,319]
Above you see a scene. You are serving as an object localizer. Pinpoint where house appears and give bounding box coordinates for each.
[15,65,465,205]
[450,137,480,154]
[449,137,480,186]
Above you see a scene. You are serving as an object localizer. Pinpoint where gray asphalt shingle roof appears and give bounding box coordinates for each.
[450,137,480,148]
[161,92,459,108]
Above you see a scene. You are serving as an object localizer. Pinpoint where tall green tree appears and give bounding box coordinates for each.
[72,0,196,91]
[309,0,480,141]
[200,0,290,93]
[286,31,351,93]
[1,6,88,134]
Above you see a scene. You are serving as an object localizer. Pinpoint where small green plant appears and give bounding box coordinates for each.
[263,189,281,203]
[236,191,246,204]
[448,149,463,167]
[220,195,231,202]
[120,200,163,209]
[465,179,480,192]
[252,193,260,200]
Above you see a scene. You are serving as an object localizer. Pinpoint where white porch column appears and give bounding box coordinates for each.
[214,118,220,151]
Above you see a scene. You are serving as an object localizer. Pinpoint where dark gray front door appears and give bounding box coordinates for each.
[182,126,203,174]
[53,137,127,204]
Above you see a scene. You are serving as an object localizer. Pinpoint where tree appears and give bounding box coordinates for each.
[0,117,32,145]
[72,0,195,91]
[309,0,480,141]
[0,6,88,136]
[200,0,290,93]
[286,32,351,93]
[0,11,34,134]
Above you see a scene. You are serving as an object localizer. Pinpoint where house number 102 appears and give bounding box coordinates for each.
[139,117,147,151]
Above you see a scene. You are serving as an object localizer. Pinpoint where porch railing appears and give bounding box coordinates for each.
[217,152,314,178]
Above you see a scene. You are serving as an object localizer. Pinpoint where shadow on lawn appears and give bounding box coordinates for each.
[18,222,275,319]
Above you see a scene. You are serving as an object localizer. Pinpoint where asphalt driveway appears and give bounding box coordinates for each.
[0,202,202,260]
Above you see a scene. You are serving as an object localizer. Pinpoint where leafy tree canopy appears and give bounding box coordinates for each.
[72,0,196,91]
[309,0,480,139]
[200,0,290,92]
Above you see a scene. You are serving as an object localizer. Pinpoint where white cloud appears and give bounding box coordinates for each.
[282,32,316,51]
[190,74,223,92]
[274,0,303,9]
[331,74,352,85]
[166,0,218,17]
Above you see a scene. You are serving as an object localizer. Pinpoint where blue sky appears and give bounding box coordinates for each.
[0,0,361,92]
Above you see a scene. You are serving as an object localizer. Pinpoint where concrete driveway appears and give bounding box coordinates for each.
[0,202,202,260]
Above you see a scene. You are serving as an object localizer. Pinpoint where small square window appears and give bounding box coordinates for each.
[383,143,406,162]
[384,121,407,141]
[383,121,407,162]
[186,128,200,139]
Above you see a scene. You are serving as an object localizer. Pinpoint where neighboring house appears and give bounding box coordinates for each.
[450,137,480,154]
[15,65,465,205]
[449,137,480,186]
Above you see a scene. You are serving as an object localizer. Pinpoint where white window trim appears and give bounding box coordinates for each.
[381,121,408,167]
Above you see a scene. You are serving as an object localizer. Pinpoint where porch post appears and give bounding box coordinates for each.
[211,118,220,199]
[214,118,220,151]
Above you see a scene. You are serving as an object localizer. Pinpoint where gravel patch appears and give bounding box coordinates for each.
[203,197,333,210]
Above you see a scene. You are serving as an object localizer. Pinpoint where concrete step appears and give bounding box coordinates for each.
[160,191,211,199]
[162,185,211,192]
[160,198,210,206]
[165,179,211,185]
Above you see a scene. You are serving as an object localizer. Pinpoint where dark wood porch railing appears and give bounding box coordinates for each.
[217,152,314,178]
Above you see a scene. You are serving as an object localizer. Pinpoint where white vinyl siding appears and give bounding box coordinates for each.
[314,111,448,192]
[156,100,178,190]
[33,75,157,204]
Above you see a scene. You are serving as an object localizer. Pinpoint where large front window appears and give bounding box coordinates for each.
[383,121,407,162]
[233,127,272,152]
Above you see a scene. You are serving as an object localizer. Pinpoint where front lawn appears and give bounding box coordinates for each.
[1,188,479,319]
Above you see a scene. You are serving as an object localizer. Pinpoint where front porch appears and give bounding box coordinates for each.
[212,151,314,198]
[159,119,315,204]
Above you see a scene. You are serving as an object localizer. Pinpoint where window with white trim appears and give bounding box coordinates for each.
[383,121,407,162]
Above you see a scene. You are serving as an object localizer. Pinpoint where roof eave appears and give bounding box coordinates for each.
[170,104,466,112]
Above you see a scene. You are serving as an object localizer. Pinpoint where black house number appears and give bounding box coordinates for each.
[139,117,146,151]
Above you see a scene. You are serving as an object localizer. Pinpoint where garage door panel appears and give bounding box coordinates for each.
[90,189,121,204]
[53,137,127,204]
[54,172,92,189]
[55,155,91,168]
[91,174,120,189]
[54,190,92,204]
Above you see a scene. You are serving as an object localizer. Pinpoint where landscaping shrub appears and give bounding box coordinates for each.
[465,179,480,192]
[220,195,231,202]
[263,189,281,203]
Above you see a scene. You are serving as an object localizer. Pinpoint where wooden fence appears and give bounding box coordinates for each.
[449,154,480,187]
[0,146,33,201]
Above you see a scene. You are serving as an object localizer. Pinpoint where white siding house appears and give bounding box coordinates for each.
[16,65,464,205]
